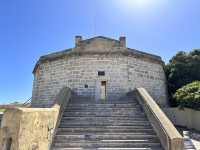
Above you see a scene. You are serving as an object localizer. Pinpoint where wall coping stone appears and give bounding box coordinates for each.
[135,88,184,150]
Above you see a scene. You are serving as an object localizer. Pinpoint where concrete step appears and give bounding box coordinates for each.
[66,106,141,110]
[59,121,151,126]
[51,94,163,150]
[54,139,160,144]
[57,125,153,129]
[61,116,147,121]
[64,108,142,112]
[57,128,155,136]
[67,103,139,108]
[70,96,136,103]
[58,130,153,135]
[62,114,145,118]
[60,118,150,123]
[52,141,162,148]
[70,101,137,104]
[54,133,158,141]
[57,126,153,133]
[52,148,163,150]
[63,111,144,117]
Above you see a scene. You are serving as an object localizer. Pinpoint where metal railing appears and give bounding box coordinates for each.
[23,97,32,106]
[0,97,32,109]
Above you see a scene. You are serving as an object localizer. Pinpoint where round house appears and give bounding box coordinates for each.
[32,36,168,107]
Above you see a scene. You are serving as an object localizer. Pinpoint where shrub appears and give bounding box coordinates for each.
[165,49,200,106]
[174,81,200,110]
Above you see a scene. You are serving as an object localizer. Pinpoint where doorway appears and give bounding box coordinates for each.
[100,81,106,100]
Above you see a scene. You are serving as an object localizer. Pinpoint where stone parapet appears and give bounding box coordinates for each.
[0,107,58,150]
[135,88,184,150]
[0,87,71,150]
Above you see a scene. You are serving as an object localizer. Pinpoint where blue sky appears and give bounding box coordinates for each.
[0,0,200,104]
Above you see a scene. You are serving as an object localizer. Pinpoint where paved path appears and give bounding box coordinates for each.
[183,131,200,150]
[192,140,200,150]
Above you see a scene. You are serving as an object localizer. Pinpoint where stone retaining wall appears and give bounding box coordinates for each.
[164,108,200,132]
[0,107,59,150]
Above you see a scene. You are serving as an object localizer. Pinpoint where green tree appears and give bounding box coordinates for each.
[165,49,200,106]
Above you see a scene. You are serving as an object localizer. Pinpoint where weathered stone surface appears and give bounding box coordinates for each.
[32,36,168,107]
[164,107,200,132]
[135,88,184,150]
[0,108,59,150]
[51,93,163,150]
[0,87,72,150]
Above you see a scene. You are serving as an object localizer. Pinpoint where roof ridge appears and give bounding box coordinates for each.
[82,36,119,42]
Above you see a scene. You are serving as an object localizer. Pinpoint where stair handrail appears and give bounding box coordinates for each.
[135,88,184,150]
[0,97,32,109]
[23,97,32,107]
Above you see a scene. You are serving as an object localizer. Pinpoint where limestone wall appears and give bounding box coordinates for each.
[164,108,200,131]
[127,56,167,106]
[0,107,59,150]
[32,53,167,107]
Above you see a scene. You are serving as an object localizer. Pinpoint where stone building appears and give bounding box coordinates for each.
[32,36,168,107]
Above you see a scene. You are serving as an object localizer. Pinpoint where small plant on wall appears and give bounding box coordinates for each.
[174,81,200,110]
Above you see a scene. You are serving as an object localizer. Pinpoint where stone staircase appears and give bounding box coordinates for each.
[51,94,163,150]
